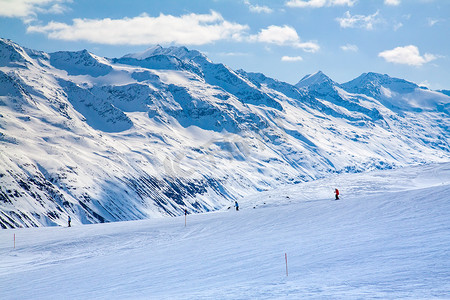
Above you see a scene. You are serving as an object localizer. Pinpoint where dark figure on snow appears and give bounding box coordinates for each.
[68,216,71,227]
[335,188,340,200]
[235,201,239,211]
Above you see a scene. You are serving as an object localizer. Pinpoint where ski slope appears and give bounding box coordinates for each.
[1,163,449,299]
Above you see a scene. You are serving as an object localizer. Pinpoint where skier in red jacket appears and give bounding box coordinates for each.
[334,188,339,200]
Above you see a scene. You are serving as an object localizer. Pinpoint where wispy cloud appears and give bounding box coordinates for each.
[336,10,382,30]
[340,44,358,52]
[0,0,71,18]
[244,0,273,13]
[393,22,403,31]
[250,25,320,52]
[384,0,401,5]
[378,45,437,66]
[281,55,303,62]
[218,52,250,57]
[27,11,249,45]
[285,0,355,8]
[427,18,441,26]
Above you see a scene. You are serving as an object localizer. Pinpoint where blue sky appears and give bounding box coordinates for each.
[0,0,449,89]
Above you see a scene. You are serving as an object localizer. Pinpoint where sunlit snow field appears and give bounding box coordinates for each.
[1,163,449,299]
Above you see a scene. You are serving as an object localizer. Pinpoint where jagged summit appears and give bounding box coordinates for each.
[122,45,164,60]
[342,72,418,95]
[294,71,340,97]
[123,45,205,62]
[341,72,449,112]
[295,71,336,89]
[49,49,113,77]
[0,38,37,67]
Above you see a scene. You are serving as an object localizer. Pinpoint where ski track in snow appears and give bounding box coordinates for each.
[1,163,449,299]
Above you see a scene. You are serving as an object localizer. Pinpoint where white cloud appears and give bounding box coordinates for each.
[244,0,273,13]
[378,45,437,66]
[249,5,273,13]
[0,0,70,18]
[27,11,249,45]
[285,0,356,8]
[336,10,382,30]
[219,52,249,57]
[250,25,320,52]
[340,44,358,52]
[281,56,303,62]
[384,0,400,5]
[42,3,68,14]
[427,18,441,26]
[251,25,298,44]
[393,22,403,31]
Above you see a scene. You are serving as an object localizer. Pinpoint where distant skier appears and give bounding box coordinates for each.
[235,201,239,211]
[68,216,71,227]
[334,188,340,200]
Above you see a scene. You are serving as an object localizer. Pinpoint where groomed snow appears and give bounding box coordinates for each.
[1,163,449,299]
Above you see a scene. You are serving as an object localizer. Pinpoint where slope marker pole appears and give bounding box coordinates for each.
[285,253,288,276]
[14,233,15,249]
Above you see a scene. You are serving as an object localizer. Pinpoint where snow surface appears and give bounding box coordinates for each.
[1,163,449,299]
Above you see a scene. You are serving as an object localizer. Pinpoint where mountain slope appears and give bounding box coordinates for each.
[0,38,449,228]
[1,163,449,299]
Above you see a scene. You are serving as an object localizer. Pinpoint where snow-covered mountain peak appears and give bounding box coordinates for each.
[49,49,113,77]
[0,38,19,53]
[342,72,418,95]
[123,45,205,62]
[122,45,164,60]
[294,71,340,97]
[0,38,37,67]
[341,72,450,113]
[295,71,335,89]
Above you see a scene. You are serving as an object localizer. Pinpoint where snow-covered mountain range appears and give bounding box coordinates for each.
[1,38,449,228]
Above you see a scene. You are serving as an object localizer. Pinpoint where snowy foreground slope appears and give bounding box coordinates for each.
[1,163,449,299]
[0,38,449,228]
